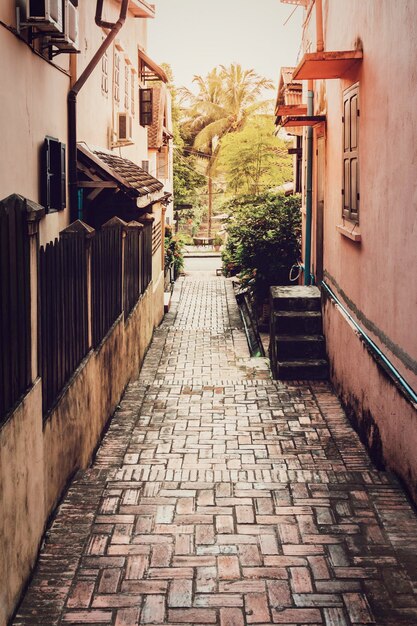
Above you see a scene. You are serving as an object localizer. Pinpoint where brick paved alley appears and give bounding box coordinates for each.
[13,270,417,626]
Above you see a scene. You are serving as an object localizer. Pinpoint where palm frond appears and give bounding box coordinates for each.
[194,118,231,151]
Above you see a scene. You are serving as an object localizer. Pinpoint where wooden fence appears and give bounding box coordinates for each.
[1,207,154,422]
[91,226,123,348]
[0,197,32,422]
[39,235,89,414]
[124,223,142,317]
[142,222,152,293]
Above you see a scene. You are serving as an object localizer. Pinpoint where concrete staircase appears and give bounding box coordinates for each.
[270,286,328,380]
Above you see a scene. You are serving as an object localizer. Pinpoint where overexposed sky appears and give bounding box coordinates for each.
[148,0,303,92]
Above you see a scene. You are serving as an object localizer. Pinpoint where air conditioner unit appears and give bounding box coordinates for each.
[117,112,134,143]
[26,0,63,33]
[53,0,79,50]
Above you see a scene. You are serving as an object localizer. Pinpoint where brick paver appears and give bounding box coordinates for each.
[13,272,417,625]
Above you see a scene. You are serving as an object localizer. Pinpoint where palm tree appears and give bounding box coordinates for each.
[181,64,274,237]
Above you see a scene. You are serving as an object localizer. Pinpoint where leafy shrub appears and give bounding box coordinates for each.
[165,225,184,278]
[222,192,301,303]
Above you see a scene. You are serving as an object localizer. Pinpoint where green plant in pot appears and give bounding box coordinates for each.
[213,233,224,251]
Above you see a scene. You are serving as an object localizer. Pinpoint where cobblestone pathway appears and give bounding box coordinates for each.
[14,272,417,626]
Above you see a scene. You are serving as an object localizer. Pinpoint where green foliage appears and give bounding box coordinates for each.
[178,65,275,236]
[182,63,274,160]
[217,116,293,195]
[163,64,206,226]
[164,225,184,277]
[173,152,205,210]
[222,192,302,302]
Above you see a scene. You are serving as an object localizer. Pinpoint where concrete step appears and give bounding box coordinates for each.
[271,286,321,312]
[276,359,329,380]
[272,310,323,335]
[275,334,326,359]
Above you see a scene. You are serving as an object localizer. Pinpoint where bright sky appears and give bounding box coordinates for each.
[148,0,303,93]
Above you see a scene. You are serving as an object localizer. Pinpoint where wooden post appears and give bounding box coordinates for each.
[139,213,155,288]
[160,204,167,270]
[60,220,95,349]
[126,220,143,312]
[102,216,128,315]
[24,198,45,384]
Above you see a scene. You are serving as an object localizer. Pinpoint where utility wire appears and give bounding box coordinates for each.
[283,5,299,26]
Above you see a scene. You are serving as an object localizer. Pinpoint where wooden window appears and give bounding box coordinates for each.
[124,65,129,110]
[114,52,121,103]
[139,88,153,126]
[342,83,359,223]
[41,137,66,212]
[131,69,135,115]
[157,149,168,179]
[101,50,108,96]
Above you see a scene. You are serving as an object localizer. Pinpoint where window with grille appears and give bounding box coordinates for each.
[139,88,153,126]
[101,50,108,96]
[342,83,359,223]
[124,65,129,110]
[131,69,135,115]
[114,52,121,103]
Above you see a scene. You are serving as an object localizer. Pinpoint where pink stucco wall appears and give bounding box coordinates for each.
[300,0,417,498]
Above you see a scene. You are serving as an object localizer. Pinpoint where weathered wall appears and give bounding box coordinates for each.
[323,296,417,503]
[297,1,417,498]
[0,381,44,626]
[0,20,70,246]
[153,271,165,329]
[307,0,417,390]
[0,287,154,625]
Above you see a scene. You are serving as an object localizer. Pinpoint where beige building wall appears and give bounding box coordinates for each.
[0,2,162,246]
[76,0,150,165]
[299,0,417,500]
[0,8,71,245]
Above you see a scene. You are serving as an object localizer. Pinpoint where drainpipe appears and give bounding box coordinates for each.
[304,0,324,285]
[304,81,313,286]
[315,0,324,53]
[68,0,129,221]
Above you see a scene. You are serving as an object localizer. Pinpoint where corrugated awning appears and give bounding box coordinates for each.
[138,49,168,83]
[293,50,363,80]
[77,144,164,202]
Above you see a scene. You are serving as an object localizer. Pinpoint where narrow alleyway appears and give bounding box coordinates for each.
[14,270,417,626]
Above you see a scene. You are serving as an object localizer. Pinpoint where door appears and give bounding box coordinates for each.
[315,136,325,283]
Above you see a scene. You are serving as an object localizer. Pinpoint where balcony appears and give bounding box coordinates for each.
[293,50,363,80]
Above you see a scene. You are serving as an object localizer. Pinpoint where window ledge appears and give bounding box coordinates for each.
[337,223,361,242]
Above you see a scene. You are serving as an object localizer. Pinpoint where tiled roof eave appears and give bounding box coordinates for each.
[77,144,164,198]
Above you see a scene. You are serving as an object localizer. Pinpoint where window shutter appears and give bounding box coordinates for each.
[342,84,359,223]
[59,142,66,210]
[42,137,66,212]
[42,137,52,212]
[140,88,153,126]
